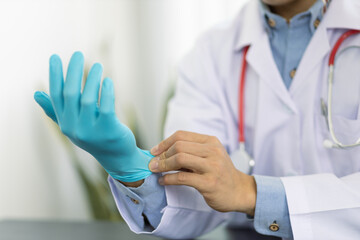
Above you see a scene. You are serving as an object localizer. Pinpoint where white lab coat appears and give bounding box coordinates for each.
[117,0,360,239]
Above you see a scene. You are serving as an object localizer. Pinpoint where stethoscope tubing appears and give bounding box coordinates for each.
[238,30,360,154]
[238,46,250,144]
[325,29,360,148]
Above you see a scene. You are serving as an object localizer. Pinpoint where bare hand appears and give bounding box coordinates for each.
[149,131,256,215]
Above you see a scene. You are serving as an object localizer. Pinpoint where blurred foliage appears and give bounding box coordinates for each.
[160,81,176,138]
[52,126,123,221]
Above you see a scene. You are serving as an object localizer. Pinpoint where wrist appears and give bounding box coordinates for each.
[118,179,144,188]
[236,173,257,216]
[245,175,257,216]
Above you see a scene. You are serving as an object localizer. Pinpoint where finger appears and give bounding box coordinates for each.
[34,91,58,123]
[149,153,208,173]
[159,172,206,191]
[49,54,64,116]
[162,141,210,159]
[99,77,115,114]
[151,130,218,155]
[63,51,84,117]
[80,63,103,121]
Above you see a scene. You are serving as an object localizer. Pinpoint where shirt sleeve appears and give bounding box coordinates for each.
[253,175,293,238]
[108,173,166,230]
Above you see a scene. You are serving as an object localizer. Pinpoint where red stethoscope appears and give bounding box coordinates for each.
[231,30,360,174]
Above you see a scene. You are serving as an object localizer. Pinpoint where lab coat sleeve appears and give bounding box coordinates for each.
[108,173,166,230]
[109,31,232,239]
[153,29,234,238]
[253,175,293,239]
[109,173,230,239]
[281,173,360,239]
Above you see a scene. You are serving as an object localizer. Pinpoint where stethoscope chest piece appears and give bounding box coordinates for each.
[230,143,255,175]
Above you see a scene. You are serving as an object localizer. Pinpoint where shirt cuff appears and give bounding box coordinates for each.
[253,175,293,238]
[109,173,166,229]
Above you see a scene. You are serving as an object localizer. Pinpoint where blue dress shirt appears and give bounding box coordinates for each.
[109,0,327,238]
[260,0,325,89]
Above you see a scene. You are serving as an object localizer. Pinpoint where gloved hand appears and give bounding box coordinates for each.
[34,52,153,182]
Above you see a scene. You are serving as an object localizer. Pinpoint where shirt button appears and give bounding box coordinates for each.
[290,68,296,79]
[268,18,276,28]
[314,18,321,29]
[130,198,139,204]
[269,221,280,232]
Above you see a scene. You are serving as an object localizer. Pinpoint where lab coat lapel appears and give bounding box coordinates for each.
[289,25,330,94]
[246,34,297,113]
[233,0,298,167]
[234,0,297,113]
[289,0,360,94]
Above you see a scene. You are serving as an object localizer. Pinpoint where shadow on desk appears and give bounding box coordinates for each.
[0,220,281,240]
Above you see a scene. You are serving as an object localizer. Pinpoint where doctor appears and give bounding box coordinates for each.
[34,0,360,239]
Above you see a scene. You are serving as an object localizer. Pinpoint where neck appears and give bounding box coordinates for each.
[268,0,317,21]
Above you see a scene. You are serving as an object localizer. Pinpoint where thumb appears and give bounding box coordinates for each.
[34,91,58,124]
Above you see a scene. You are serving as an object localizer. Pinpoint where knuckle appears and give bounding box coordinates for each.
[209,159,220,168]
[175,153,186,166]
[80,97,95,107]
[177,172,187,183]
[63,90,77,99]
[174,130,186,140]
[212,146,224,155]
[208,160,221,174]
[159,159,167,171]
[162,175,169,184]
[209,136,220,144]
[158,141,166,151]
[163,174,173,185]
[173,141,184,153]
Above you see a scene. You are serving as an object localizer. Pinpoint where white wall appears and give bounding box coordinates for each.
[0,0,247,220]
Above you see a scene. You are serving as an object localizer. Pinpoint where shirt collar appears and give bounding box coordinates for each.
[259,0,327,35]
[233,0,360,52]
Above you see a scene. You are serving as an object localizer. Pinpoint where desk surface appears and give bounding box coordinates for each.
[0,220,281,240]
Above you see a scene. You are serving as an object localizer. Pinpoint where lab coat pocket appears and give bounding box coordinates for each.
[330,115,360,144]
[317,114,360,176]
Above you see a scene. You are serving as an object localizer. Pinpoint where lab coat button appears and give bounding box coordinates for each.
[314,18,321,29]
[268,18,276,28]
[269,221,279,232]
[290,69,296,79]
[130,198,139,204]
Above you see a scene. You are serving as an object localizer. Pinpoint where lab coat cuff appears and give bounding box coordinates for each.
[108,174,166,230]
[253,175,293,238]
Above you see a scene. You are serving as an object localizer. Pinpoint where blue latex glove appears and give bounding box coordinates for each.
[34,52,153,182]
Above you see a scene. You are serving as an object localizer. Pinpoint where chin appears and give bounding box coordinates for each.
[261,0,295,6]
